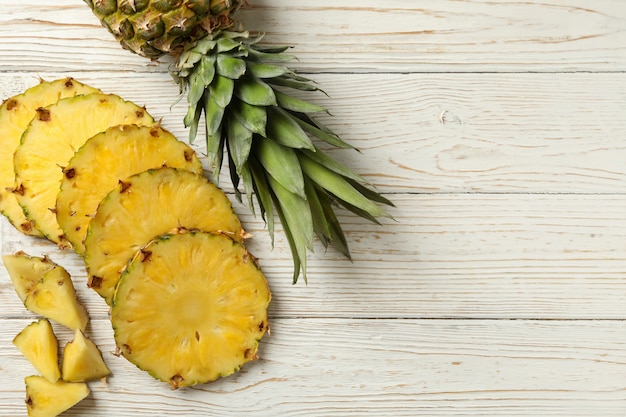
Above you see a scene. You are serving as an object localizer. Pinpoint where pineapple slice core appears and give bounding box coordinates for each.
[111,230,270,389]
[13,92,154,244]
[0,78,100,236]
[13,319,61,383]
[24,375,89,417]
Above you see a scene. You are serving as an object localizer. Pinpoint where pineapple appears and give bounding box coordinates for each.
[13,319,61,383]
[111,229,270,389]
[13,92,154,246]
[85,0,394,282]
[84,167,243,304]
[56,124,203,255]
[3,252,89,331]
[24,375,89,417]
[0,78,100,237]
[62,330,111,382]
[2,252,57,302]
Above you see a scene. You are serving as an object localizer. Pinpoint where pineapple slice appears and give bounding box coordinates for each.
[25,266,89,332]
[111,229,270,389]
[13,319,61,383]
[13,92,154,245]
[2,252,56,302]
[84,167,243,304]
[24,375,89,417]
[56,124,203,255]
[62,329,111,382]
[0,78,100,236]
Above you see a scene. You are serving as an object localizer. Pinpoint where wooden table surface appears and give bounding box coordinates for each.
[2,1,626,416]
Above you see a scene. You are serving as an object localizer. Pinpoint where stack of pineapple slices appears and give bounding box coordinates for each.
[1,78,271,414]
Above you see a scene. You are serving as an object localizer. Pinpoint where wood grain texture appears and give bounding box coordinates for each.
[1,0,626,416]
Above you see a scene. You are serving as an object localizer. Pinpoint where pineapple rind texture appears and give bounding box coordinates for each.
[24,375,89,417]
[111,229,270,389]
[13,93,154,245]
[85,0,244,59]
[13,319,61,383]
[56,124,203,255]
[84,167,243,304]
[0,78,100,237]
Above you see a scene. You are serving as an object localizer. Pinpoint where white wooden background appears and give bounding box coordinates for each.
[1,1,626,415]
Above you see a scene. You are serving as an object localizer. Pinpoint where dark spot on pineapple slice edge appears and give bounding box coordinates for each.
[169,374,184,389]
[259,321,265,332]
[184,149,194,162]
[13,184,25,196]
[64,78,74,88]
[20,221,33,233]
[25,395,33,407]
[122,344,132,355]
[64,167,76,179]
[6,98,18,111]
[141,250,152,263]
[36,107,51,122]
[118,180,132,193]
[88,275,103,289]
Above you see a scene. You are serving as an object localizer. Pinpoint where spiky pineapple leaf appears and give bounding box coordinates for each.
[275,90,327,114]
[209,75,235,108]
[267,107,314,149]
[236,77,277,106]
[257,138,305,199]
[216,55,247,79]
[232,100,267,136]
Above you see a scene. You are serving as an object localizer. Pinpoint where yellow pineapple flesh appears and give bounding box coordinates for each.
[2,252,57,302]
[62,329,111,382]
[56,124,203,255]
[24,266,89,332]
[0,78,100,236]
[24,375,89,417]
[13,319,61,383]
[84,167,243,304]
[111,229,270,389]
[13,93,154,245]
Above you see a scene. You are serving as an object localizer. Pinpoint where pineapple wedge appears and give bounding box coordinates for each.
[56,124,203,255]
[0,78,100,236]
[13,319,61,383]
[25,266,89,332]
[62,330,111,382]
[111,229,270,389]
[84,167,243,304]
[13,93,154,245]
[2,252,56,302]
[25,375,89,417]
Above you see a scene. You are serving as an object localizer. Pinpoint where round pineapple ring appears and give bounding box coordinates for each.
[111,229,271,389]
[83,167,244,304]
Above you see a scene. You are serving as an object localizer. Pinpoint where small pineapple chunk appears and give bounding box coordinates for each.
[112,230,270,388]
[56,124,203,255]
[24,375,89,417]
[13,319,60,383]
[13,92,154,244]
[24,267,89,331]
[84,167,243,304]
[62,330,110,382]
[2,252,56,302]
[0,78,100,236]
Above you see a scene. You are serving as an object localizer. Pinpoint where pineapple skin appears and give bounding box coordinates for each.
[111,229,270,389]
[0,78,100,237]
[84,0,244,59]
[56,124,203,255]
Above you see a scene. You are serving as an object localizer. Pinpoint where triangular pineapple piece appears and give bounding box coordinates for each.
[56,124,203,255]
[111,229,270,389]
[24,266,89,332]
[62,329,110,382]
[13,92,154,245]
[13,319,60,383]
[0,78,100,236]
[84,167,243,304]
[2,252,57,302]
[24,375,89,417]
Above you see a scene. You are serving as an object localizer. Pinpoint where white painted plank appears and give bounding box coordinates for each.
[1,1,625,73]
[2,318,626,417]
[2,72,626,194]
[4,194,626,320]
